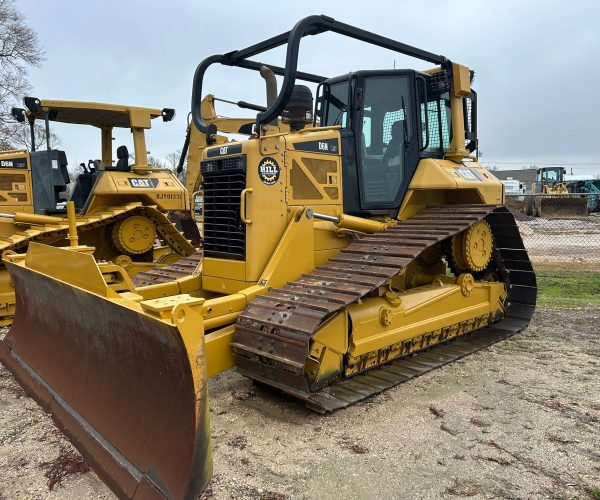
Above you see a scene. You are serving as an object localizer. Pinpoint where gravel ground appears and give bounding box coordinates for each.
[1,307,599,499]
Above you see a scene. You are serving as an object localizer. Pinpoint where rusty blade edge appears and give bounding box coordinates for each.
[0,344,158,499]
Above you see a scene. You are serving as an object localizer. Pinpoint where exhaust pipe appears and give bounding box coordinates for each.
[259,66,278,126]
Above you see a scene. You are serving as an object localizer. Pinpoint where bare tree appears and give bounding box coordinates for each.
[147,155,166,168]
[165,148,183,171]
[0,0,45,149]
[1,121,59,151]
[163,147,187,182]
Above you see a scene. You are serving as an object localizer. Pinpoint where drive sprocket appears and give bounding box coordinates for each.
[449,220,493,273]
[463,220,493,272]
[111,215,156,255]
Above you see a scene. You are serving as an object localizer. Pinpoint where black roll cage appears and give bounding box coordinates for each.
[191,14,449,143]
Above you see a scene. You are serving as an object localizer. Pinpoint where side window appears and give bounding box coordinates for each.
[322,81,349,127]
[420,91,452,154]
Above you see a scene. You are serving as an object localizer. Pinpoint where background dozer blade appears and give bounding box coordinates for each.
[0,244,212,499]
[538,195,588,218]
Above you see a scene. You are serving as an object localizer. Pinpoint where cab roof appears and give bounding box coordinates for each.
[26,98,172,129]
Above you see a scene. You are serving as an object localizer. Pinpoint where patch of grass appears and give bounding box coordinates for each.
[586,486,600,500]
[535,271,600,308]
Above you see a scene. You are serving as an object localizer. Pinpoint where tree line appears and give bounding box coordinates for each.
[0,0,183,180]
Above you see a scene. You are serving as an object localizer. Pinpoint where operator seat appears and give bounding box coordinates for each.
[115,145,130,172]
[381,120,404,167]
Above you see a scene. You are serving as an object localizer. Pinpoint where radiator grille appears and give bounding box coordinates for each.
[201,155,246,260]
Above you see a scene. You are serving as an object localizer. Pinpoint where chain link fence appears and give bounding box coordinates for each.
[506,194,600,269]
[506,194,600,307]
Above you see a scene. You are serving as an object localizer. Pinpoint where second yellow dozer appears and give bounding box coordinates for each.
[0,16,537,499]
[0,98,197,324]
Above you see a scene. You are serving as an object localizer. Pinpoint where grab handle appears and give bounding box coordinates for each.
[240,188,253,224]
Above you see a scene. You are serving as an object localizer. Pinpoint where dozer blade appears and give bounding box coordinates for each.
[0,244,211,499]
[538,195,588,218]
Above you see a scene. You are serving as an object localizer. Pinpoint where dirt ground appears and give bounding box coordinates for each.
[1,306,599,500]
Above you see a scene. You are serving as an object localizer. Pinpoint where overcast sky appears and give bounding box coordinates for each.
[18,0,600,175]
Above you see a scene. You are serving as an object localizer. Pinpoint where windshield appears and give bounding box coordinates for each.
[539,169,560,183]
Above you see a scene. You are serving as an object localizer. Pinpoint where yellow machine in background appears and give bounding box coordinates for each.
[538,166,568,194]
[0,16,536,499]
[179,94,259,196]
[0,98,195,324]
[526,166,587,217]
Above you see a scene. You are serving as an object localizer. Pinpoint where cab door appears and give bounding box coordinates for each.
[353,71,420,212]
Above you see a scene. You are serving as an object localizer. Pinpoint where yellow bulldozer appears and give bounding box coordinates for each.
[0,97,198,324]
[0,16,536,499]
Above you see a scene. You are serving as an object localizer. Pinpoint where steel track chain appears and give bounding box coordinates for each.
[231,205,537,412]
[132,252,202,287]
[0,204,194,259]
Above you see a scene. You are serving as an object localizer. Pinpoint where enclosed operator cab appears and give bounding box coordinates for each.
[317,69,477,215]
[536,166,566,191]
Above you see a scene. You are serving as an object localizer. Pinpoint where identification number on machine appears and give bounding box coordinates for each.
[0,158,27,169]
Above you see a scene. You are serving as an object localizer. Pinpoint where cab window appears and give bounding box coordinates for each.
[322,81,349,127]
[359,75,411,206]
[421,91,452,154]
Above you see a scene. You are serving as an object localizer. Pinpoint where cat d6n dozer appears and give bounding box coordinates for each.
[0,98,196,324]
[0,16,537,499]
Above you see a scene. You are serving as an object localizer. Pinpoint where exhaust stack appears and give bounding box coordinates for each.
[260,66,278,126]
